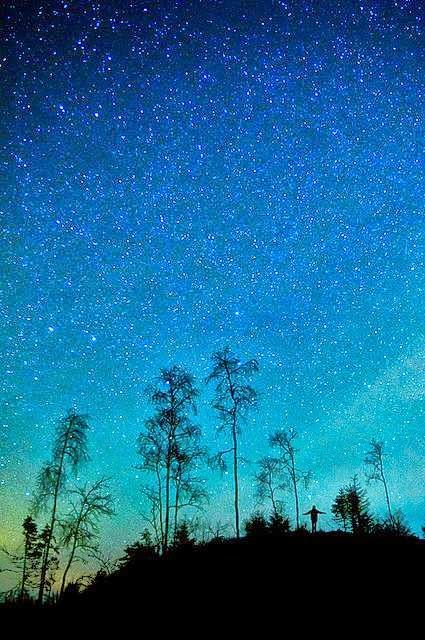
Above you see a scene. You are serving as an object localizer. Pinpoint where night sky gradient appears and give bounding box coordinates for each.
[1,0,425,577]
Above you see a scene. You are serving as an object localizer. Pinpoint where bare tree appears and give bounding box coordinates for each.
[255,456,285,516]
[207,347,258,538]
[185,517,232,543]
[270,428,311,529]
[171,446,208,538]
[140,485,163,548]
[364,439,393,523]
[137,366,204,550]
[32,409,89,603]
[59,478,114,596]
[86,547,119,576]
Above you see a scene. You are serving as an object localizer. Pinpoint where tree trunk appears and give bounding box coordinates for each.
[380,459,393,522]
[174,475,181,539]
[60,507,84,597]
[225,364,240,539]
[20,538,28,599]
[38,474,61,603]
[270,485,278,516]
[38,422,72,604]
[232,417,240,538]
[164,457,171,551]
[291,455,300,529]
[60,535,78,597]
[156,466,164,547]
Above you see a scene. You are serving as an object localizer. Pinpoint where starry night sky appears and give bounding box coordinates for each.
[1,0,425,567]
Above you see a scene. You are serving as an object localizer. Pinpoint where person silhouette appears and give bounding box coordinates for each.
[303,505,326,533]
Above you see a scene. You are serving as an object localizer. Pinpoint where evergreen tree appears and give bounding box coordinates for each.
[20,516,41,599]
[331,488,350,531]
[172,521,195,550]
[373,510,412,537]
[244,513,269,538]
[332,477,373,534]
[268,511,291,536]
[0,515,42,601]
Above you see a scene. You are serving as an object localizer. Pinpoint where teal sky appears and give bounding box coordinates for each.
[1,0,425,585]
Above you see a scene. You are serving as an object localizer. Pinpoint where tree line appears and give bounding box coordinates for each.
[1,347,423,605]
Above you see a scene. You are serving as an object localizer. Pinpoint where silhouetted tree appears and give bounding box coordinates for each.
[255,456,285,516]
[244,511,290,537]
[171,446,208,538]
[269,428,311,529]
[172,521,195,551]
[207,347,258,538]
[86,547,119,576]
[373,510,412,537]
[20,516,41,599]
[35,523,59,602]
[331,487,350,531]
[32,409,89,603]
[332,477,373,534]
[137,366,203,550]
[364,439,393,523]
[119,530,158,569]
[245,513,269,538]
[0,515,42,601]
[188,518,231,543]
[268,510,291,536]
[59,478,114,596]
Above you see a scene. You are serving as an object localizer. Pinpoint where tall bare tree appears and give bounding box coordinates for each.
[33,409,89,603]
[207,347,258,538]
[59,477,114,596]
[171,446,208,538]
[255,456,285,516]
[270,428,311,529]
[364,439,393,523]
[137,366,204,550]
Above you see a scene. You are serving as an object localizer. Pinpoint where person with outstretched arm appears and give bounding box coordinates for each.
[303,505,326,533]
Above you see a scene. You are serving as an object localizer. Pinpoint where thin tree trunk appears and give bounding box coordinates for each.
[224,364,240,539]
[383,479,393,521]
[291,454,300,529]
[164,457,171,550]
[60,506,84,596]
[163,386,178,552]
[38,421,72,604]
[270,483,278,516]
[380,460,393,522]
[20,538,28,599]
[38,468,61,603]
[232,418,240,538]
[155,465,164,547]
[174,474,181,538]
[60,534,78,596]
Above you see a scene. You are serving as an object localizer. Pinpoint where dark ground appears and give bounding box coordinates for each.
[2,532,422,621]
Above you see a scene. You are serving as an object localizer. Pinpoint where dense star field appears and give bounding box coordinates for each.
[1,0,425,582]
